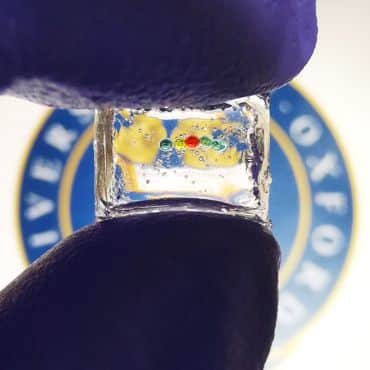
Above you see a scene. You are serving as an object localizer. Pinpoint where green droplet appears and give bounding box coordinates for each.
[160,139,173,151]
[200,136,212,147]
[212,140,227,152]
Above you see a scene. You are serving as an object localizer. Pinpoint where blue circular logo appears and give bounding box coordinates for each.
[16,84,355,364]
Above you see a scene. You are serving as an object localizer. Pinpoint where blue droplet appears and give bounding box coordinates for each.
[212,129,224,139]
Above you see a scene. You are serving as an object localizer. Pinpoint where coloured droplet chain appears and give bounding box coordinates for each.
[160,135,227,152]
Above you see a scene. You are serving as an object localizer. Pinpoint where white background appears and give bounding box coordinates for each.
[0,1,369,368]
[276,1,370,369]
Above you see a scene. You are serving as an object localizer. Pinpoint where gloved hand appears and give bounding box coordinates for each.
[0,1,316,369]
[0,214,280,370]
[0,0,317,108]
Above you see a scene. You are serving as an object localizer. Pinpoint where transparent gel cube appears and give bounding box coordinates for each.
[94,95,271,224]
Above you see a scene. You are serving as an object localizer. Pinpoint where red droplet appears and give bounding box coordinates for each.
[185,135,200,148]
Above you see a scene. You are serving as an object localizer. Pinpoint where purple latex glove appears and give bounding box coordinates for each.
[0,213,279,370]
[0,0,317,108]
